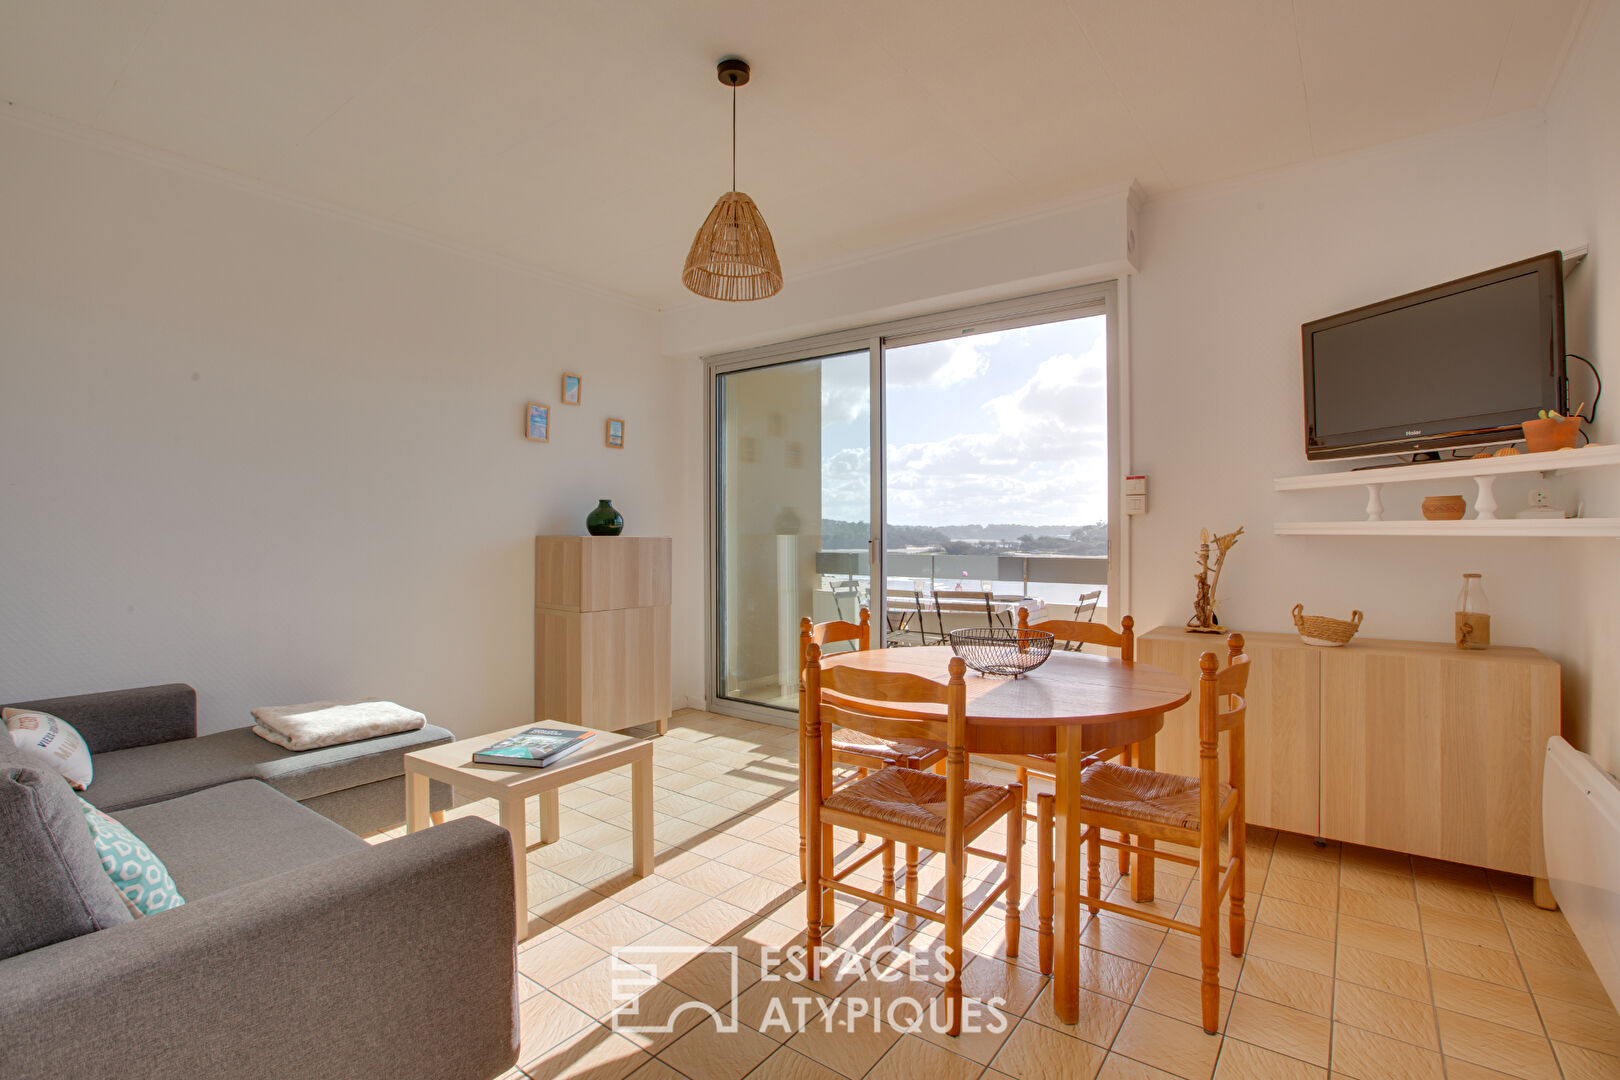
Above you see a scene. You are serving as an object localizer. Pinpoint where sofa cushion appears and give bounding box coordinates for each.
[77,798,185,916]
[115,780,365,900]
[84,723,455,811]
[0,748,133,959]
[5,707,94,789]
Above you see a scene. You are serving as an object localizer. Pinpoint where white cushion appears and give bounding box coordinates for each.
[4,708,93,790]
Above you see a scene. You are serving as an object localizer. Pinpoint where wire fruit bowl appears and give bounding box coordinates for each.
[947,627,1055,677]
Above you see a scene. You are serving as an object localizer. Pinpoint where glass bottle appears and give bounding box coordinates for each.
[1455,573,1490,650]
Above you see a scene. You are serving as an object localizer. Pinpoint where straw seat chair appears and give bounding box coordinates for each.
[798,612,946,872]
[979,610,1143,886]
[1037,633,1251,1034]
[801,643,1025,1036]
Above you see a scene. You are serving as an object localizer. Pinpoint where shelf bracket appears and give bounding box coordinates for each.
[1475,475,1498,520]
[1364,483,1383,522]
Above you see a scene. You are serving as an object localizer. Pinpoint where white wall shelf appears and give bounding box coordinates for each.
[1275,444,1620,536]
[1275,518,1620,538]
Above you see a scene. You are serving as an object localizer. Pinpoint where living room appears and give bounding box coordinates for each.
[3,2,1619,1079]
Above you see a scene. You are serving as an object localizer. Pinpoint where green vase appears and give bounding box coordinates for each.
[585,499,624,536]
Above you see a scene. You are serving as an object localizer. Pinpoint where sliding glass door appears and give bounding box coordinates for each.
[882,316,1111,646]
[709,284,1118,722]
[714,349,871,710]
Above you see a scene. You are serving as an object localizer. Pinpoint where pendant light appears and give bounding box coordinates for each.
[682,57,783,302]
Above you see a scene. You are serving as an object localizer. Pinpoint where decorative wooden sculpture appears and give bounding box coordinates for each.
[1187,526,1243,633]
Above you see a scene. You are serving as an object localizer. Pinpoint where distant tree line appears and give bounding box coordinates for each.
[819,519,1107,556]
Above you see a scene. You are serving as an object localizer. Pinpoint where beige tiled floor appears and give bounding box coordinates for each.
[376,710,1620,1080]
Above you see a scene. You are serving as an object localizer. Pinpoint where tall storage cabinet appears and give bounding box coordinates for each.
[1137,627,1560,882]
[535,536,671,733]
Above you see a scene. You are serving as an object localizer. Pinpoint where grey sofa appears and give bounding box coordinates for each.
[6,683,455,835]
[0,685,520,1080]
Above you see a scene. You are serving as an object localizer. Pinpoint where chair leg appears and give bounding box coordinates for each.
[905,844,919,920]
[1230,822,1246,958]
[882,841,896,919]
[1117,744,1133,876]
[1036,793,1054,976]
[945,849,964,1037]
[1086,820,1102,916]
[1016,766,1029,790]
[822,822,836,930]
[1199,830,1221,1034]
[806,814,823,982]
[855,768,868,844]
[1005,784,1023,958]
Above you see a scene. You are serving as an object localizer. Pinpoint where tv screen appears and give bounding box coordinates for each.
[1302,252,1565,460]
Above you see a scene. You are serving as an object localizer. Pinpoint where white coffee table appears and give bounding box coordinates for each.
[404,721,654,938]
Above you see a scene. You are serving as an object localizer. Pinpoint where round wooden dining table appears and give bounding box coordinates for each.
[818,645,1191,1025]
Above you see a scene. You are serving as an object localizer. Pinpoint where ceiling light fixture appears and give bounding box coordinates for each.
[682,57,783,302]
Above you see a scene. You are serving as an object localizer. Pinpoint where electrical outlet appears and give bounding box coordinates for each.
[1528,486,1553,507]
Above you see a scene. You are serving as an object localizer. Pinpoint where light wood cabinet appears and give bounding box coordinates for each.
[1138,627,1560,878]
[1318,639,1559,877]
[535,536,671,732]
[1138,630,1322,837]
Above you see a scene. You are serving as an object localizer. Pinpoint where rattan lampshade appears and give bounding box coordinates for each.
[682,190,783,302]
[682,57,783,302]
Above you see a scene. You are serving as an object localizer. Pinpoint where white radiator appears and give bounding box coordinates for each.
[1544,736,1620,1007]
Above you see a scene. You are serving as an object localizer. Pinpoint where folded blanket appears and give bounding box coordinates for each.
[250,699,425,752]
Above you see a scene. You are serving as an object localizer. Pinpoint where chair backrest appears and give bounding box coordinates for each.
[1017,609,1135,661]
[885,587,922,607]
[935,589,995,626]
[799,608,871,671]
[801,643,970,833]
[1073,589,1102,621]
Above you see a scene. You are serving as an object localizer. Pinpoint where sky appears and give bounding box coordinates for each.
[818,315,1108,527]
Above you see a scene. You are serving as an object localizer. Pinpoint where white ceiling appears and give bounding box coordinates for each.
[0,0,1585,308]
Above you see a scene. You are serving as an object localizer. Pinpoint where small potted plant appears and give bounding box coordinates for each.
[1522,406,1582,453]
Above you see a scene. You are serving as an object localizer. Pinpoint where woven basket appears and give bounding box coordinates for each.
[1292,604,1362,647]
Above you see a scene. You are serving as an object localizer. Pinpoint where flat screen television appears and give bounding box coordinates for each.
[1302,252,1566,461]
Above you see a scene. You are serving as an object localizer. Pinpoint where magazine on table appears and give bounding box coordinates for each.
[472,727,594,768]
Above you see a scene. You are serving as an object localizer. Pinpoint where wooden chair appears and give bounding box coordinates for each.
[986,610,1141,889]
[802,643,1025,1036]
[1038,633,1250,1033]
[797,611,947,873]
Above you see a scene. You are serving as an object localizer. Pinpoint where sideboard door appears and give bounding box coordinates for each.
[1319,644,1559,876]
[1137,631,1321,836]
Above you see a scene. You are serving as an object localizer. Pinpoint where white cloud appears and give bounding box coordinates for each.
[885,334,1000,389]
[831,337,1108,525]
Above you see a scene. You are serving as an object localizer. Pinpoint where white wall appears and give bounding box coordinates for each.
[1547,0,1620,775]
[1128,111,1563,650]
[0,115,702,737]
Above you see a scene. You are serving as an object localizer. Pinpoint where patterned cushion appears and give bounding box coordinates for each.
[822,766,1009,836]
[76,797,185,916]
[4,707,93,790]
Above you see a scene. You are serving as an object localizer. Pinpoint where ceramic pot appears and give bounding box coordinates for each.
[585,499,624,536]
[1522,416,1581,452]
[1421,495,1467,521]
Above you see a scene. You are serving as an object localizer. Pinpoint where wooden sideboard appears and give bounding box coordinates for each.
[1137,627,1561,883]
[535,536,671,733]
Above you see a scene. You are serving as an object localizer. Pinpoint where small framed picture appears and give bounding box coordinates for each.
[525,402,549,442]
[606,418,625,448]
[562,373,582,405]
[739,436,758,463]
[786,441,803,468]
